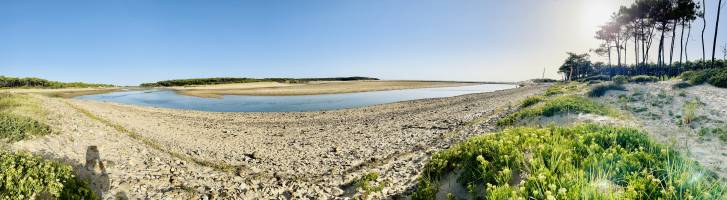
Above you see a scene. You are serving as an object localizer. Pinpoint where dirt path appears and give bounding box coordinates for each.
[11,85,545,199]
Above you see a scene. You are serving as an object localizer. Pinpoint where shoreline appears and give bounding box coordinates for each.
[167,80,494,98]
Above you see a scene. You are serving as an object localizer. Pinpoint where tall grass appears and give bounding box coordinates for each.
[497,95,617,126]
[412,124,727,200]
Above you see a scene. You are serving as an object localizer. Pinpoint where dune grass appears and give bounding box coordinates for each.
[588,83,626,97]
[412,124,727,200]
[497,95,618,126]
[0,94,51,142]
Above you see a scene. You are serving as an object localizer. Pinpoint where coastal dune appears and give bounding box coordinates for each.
[11,84,545,199]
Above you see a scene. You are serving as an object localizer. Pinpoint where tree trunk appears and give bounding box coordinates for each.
[608,43,612,67]
[703,0,708,63]
[712,0,723,68]
[680,21,686,69]
[659,24,666,67]
[635,30,639,67]
[617,39,622,67]
[686,23,692,62]
[670,20,678,66]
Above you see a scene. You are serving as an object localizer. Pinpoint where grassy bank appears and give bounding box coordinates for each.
[139,76,379,87]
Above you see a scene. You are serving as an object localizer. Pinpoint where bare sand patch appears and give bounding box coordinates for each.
[172,80,479,98]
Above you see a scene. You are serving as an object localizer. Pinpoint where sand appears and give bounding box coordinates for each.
[9,84,545,199]
[171,80,480,98]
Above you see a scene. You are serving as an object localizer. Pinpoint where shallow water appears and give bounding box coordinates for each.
[75,84,516,112]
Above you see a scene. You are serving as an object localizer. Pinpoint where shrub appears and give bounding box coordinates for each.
[680,71,698,81]
[585,75,611,81]
[532,78,557,83]
[0,151,97,199]
[588,83,626,97]
[544,85,565,96]
[708,68,727,88]
[687,69,718,85]
[520,96,544,108]
[612,75,628,85]
[672,81,692,89]
[412,124,727,200]
[0,113,51,142]
[497,95,615,126]
[629,75,659,83]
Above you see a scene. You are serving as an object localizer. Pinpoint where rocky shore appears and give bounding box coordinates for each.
[11,85,545,199]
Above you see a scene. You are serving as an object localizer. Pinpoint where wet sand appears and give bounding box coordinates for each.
[171,80,481,98]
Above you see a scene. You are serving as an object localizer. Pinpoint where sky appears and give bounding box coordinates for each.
[1,0,726,86]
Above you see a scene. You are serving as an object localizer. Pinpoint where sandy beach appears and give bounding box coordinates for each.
[171,80,481,98]
[8,84,545,199]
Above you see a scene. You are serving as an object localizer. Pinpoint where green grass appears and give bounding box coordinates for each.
[412,124,727,200]
[588,83,626,97]
[497,95,617,126]
[0,151,97,199]
[0,94,51,142]
[520,96,544,108]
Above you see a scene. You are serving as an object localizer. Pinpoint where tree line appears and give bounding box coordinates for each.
[0,76,114,88]
[139,77,379,87]
[560,0,725,80]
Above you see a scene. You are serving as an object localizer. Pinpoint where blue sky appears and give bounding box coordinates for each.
[1,0,725,85]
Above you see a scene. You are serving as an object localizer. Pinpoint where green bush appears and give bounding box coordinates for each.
[588,83,626,97]
[612,75,628,85]
[686,69,718,85]
[532,78,558,83]
[672,81,693,89]
[520,96,544,108]
[497,95,615,126]
[0,151,97,199]
[585,75,611,81]
[412,124,727,200]
[544,85,565,96]
[708,68,727,88]
[0,113,51,142]
[680,71,698,81]
[628,75,659,83]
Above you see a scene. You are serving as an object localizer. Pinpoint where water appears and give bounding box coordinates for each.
[75,84,517,112]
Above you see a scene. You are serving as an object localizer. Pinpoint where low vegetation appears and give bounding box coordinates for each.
[0,94,51,142]
[412,124,727,200]
[353,172,386,200]
[0,76,113,89]
[497,95,616,126]
[680,68,727,88]
[519,95,544,108]
[0,151,97,199]
[588,83,626,97]
[139,76,379,87]
[628,75,659,83]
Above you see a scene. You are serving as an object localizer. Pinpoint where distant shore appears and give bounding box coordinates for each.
[167,80,501,98]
